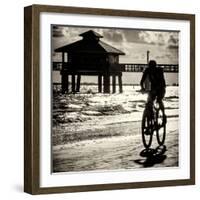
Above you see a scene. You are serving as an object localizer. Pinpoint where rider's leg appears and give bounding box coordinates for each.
[147,91,156,118]
[157,88,166,114]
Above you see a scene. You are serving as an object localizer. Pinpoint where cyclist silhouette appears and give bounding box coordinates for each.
[140,60,166,114]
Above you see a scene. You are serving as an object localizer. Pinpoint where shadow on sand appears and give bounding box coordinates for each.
[134,145,167,168]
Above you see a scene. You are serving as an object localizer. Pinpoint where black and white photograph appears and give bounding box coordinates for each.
[51,25,179,173]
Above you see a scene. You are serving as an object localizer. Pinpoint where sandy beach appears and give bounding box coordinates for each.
[53,118,178,172]
[52,86,179,172]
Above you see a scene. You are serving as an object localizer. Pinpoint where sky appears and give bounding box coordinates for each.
[52,25,179,64]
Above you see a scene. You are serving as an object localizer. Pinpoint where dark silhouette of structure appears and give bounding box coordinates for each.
[55,30,125,93]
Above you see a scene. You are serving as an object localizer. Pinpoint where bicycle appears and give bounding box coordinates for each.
[141,99,167,149]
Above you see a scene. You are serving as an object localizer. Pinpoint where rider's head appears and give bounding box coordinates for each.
[148,60,157,68]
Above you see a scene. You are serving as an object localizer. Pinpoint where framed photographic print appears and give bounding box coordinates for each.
[24,4,195,194]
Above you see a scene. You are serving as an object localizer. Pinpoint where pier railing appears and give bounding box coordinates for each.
[120,63,178,73]
[53,62,178,73]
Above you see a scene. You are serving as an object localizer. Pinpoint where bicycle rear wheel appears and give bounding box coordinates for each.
[142,109,153,149]
[156,108,166,146]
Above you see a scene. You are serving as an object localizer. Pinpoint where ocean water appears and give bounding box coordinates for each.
[53,71,178,85]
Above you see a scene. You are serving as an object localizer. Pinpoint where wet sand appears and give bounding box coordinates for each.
[53,118,178,172]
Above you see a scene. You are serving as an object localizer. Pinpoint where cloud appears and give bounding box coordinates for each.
[168,45,178,49]
[53,31,64,37]
[122,30,141,43]
[138,31,179,48]
[167,34,179,49]
[139,31,165,45]
[157,33,165,46]
[103,29,124,43]
[52,26,64,37]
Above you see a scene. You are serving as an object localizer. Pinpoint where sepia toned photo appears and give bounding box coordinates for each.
[24,5,195,194]
[51,25,179,173]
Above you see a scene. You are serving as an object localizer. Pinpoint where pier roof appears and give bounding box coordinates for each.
[55,30,125,55]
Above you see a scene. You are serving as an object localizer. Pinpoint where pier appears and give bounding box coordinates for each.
[53,62,179,73]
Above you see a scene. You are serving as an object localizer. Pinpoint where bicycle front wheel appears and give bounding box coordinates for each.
[142,110,153,149]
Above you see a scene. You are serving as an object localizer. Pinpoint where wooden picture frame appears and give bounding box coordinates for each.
[24,4,195,194]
